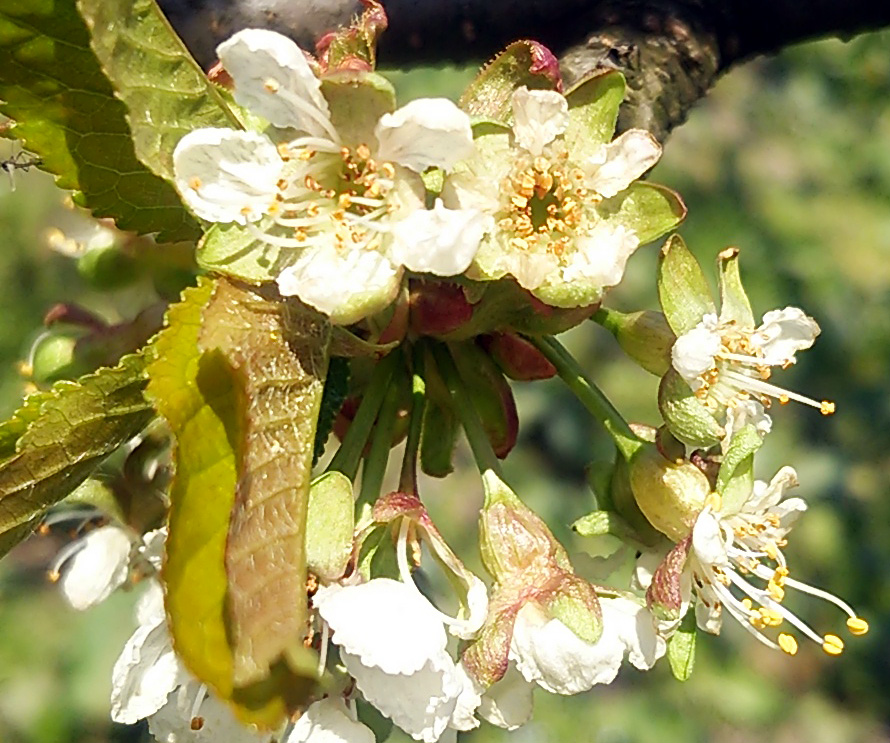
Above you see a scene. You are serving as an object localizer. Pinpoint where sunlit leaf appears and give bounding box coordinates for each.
[78,0,240,184]
[0,0,199,241]
[0,352,153,541]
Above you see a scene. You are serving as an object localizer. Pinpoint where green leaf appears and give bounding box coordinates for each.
[314,356,350,464]
[150,277,330,728]
[572,509,643,545]
[0,352,153,540]
[197,220,283,284]
[667,610,697,681]
[658,368,724,448]
[78,0,240,185]
[717,247,755,328]
[599,182,687,246]
[459,40,561,123]
[564,70,626,157]
[657,234,716,336]
[0,0,199,242]
[201,280,330,711]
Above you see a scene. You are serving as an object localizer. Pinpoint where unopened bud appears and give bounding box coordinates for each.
[596,308,675,376]
[479,333,556,381]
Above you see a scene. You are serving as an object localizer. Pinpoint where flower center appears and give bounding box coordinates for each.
[252,138,398,254]
[498,148,593,261]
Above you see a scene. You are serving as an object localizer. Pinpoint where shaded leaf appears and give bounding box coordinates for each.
[78,0,240,184]
[0,0,199,241]
[314,356,349,464]
[0,353,153,539]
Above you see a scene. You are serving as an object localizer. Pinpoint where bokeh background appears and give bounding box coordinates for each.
[1,25,889,743]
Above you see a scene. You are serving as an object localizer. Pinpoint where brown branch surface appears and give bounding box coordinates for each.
[158,0,890,140]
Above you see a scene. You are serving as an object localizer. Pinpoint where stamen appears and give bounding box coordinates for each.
[263,78,280,93]
[822,634,844,656]
[778,633,798,655]
[722,370,835,415]
[846,617,869,636]
[781,575,860,619]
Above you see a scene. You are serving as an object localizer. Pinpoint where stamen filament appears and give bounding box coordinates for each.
[722,370,834,413]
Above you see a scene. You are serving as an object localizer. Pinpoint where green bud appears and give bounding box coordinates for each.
[596,308,675,376]
[306,472,355,582]
[658,368,724,448]
[77,244,139,289]
[628,445,710,541]
[29,333,84,383]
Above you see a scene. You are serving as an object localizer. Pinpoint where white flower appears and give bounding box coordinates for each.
[446,85,661,307]
[313,579,462,743]
[671,307,832,440]
[687,468,868,655]
[174,29,484,325]
[50,525,165,611]
[285,698,374,743]
[508,596,664,695]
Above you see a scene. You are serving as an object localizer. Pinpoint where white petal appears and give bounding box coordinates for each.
[672,314,721,385]
[276,245,400,325]
[140,528,167,572]
[59,525,132,610]
[110,619,180,724]
[286,698,375,743]
[390,199,490,276]
[135,580,166,626]
[691,510,730,567]
[217,29,332,137]
[723,399,771,446]
[375,98,474,173]
[478,663,534,731]
[560,222,640,289]
[344,650,460,743]
[510,87,568,156]
[510,603,624,694]
[600,597,666,671]
[694,592,723,634]
[174,129,282,224]
[448,663,482,732]
[314,579,448,675]
[584,129,662,198]
[745,466,799,513]
[754,307,820,365]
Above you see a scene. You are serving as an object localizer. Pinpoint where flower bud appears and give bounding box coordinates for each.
[628,445,710,541]
[479,333,556,381]
[306,472,355,582]
[596,308,675,376]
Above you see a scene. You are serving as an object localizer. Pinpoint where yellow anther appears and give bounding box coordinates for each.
[47,569,60,583]
[778,394,790,405]
[768,581,785,602]
[532,156,550,173]
[821,401,836,415]
[338,193,353,208]
[293,229,307,243]
[741,598,753,611]
[846,617,869,636]
[510,193,529,209]
[822,634,844,655]
[761,608,783,627]
[356,143,371,160]
[704,492,723,511]
[510,237,529,251]
[380,162,395,179]
[240,206,252,216]
[263,78,280,93]
[774,566,790,578]
[764,542,779,561]
[188,176,202,190]
[778,633,798,656]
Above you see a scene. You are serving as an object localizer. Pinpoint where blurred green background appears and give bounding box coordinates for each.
[1,26,889,743]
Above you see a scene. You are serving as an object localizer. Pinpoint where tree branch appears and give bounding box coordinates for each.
[158,0,890,140]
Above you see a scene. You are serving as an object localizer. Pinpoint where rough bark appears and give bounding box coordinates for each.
[158,0,890,140]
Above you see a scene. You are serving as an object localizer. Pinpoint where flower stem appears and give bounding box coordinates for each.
[358,354,405,504]
[529,335,644,461]
[429,341,503,477]
[328,349,400,481]
[399,345,426,495]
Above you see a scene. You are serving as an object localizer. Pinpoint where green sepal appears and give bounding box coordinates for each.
[716,424,763,513]
[716,247,755,328]
[609,456,664,547]
[197,220,282,284]
[306,471,355,582]
[563,70,626,158]
[667,609,697,681]
[658,368,724,448]
[541,575,602,645]
[599,183,687,246]
[657,235,716,336]
[321,71,395,147]
[595,308,675,376]
[459,40,561,123]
